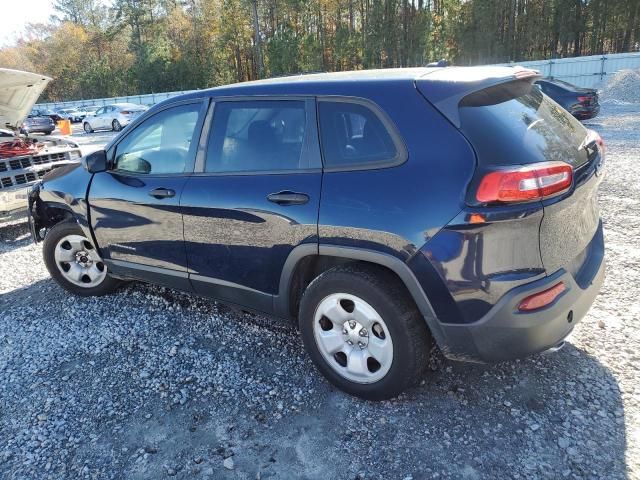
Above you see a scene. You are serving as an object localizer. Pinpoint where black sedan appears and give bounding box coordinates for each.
[30,108,64,124]
[535,78,600,120]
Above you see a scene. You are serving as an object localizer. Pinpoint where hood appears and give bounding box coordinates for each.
[0,68,51,130]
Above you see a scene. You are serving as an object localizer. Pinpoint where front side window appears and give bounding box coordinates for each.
[318,100,400,168]
[114,103,201,175]
[205,100,308,173]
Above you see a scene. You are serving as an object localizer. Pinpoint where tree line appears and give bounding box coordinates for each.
[0,0,638,102]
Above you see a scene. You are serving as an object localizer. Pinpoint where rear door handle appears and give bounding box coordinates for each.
[149,188,176,199]
[267,191,309,205]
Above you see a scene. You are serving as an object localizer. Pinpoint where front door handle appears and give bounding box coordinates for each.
[267,191,309,206]
[149,188,176,199]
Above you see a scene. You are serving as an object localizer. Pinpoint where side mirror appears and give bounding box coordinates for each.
[83,150,108,173]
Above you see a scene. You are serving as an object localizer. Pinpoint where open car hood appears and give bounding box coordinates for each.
[0,68,51,130]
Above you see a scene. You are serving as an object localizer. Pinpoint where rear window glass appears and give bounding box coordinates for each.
[459,80,589,168]
[318,101,400,168]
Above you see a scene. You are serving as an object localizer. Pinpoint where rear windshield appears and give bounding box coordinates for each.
[459,80,589,168]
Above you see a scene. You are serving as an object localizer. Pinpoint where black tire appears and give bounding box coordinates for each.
[299,263,432,400]
[43,220,120,297]
[112,120,122,132]
[83,122,93,133]
[44,130,53,135]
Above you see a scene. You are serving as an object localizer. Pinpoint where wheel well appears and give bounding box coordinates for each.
[287,255,415,320]
[32,204,74,241]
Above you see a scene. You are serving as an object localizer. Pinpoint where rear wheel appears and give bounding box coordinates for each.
[83,122,93,133]
[43,221,120,297]
[299,264,432,400]
[112,119,122,131]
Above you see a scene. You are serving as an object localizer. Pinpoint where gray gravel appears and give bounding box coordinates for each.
[1,103,638,479]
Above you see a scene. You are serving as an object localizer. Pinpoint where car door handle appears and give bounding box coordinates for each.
[149,188,176,199]
[267,191,309,205]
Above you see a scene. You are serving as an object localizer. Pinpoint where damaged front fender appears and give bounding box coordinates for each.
[27,163,94,244]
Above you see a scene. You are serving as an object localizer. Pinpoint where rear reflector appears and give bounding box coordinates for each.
[594,131,605,155]
[518,282,566,312]
[577,96,591,103]
[476,161,573,204]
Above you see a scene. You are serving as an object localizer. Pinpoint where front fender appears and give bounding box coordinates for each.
[28,163,93,243]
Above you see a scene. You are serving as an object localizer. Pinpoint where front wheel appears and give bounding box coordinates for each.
[299,264,432,400]
[83,122,93,133]
[43,221,120,297]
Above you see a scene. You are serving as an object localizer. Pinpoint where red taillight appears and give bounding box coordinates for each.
[476,161,573,204]
[594,132,605,155]
[120,111,131,115]
[577,96,591,104]
[518,282,566,312]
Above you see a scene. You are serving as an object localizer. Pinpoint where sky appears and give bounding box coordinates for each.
[0,0,56,47]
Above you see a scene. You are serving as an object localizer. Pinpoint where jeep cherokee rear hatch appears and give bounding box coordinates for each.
[416,66,604,276]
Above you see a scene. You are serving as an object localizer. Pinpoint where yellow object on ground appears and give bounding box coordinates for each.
[57,120,72,135]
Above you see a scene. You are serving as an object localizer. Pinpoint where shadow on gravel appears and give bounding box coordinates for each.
[0,219,32,254]
[256,341,627,479]
[0,278,58,309]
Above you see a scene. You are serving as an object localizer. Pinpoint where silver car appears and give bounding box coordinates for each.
[82,103,147,133]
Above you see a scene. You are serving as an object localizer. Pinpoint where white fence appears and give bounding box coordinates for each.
[37,51,640,110]
[496,51,640,88]
[36,89,200,111]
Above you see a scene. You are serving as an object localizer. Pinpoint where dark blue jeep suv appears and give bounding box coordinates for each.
[28,66,606,400]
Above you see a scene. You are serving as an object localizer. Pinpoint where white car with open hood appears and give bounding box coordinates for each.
[0,68,82,220]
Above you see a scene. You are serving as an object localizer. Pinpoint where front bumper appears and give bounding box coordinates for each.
[0,187,29,219]
[439,222,605,362]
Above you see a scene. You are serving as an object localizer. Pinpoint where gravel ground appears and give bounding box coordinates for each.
[0,103,638,480]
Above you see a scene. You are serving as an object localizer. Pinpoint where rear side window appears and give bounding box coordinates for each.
[205,100,311,173]
[459,80,589,168]
[318,100,401,169]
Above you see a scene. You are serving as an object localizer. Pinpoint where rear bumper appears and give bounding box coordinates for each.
[571,104,600,120]
[439,221,605,362]
[23,127,54,133]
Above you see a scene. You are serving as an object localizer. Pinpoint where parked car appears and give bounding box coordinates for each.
[82,103,147,133]
[80,105,100,117]
[21,113,55,135]
[0,68,82,221]
[28,66,605,400]
[535,78,600,120]
[30,108,64,123]
[57,108,84,123]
